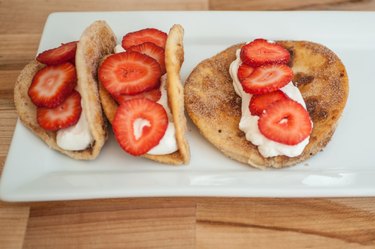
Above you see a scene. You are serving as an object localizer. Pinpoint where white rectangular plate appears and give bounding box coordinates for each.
[1,11,375,201]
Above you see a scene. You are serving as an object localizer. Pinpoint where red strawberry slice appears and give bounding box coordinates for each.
[240,39,290,67]
[237,64,254,81]
[112,98,168,156]
[114,88,162,104]
[28,63,77,108]
[69,58,76,66]
[258,99,312,146]
[249,90,289,116]
[241,64,293,94]
[37,90,82,131]
[98,51,162,96]
[128,42,166,74]
[122,28,168,49]
[36,41,78,66]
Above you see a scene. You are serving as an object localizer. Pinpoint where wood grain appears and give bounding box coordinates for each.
[0,110,17,174]
[209,0,375,10]
[0,206,30,249]
[1,0,375,249]
[21,198,375,249]
[0,0,208,35]
[24,198,196,249]
[0,35,40,70]
[196,198,375,248]
[197,223,374,249]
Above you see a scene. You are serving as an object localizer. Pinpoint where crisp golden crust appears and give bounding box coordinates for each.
[76,20,117,159]
[165,24,190,164]
[99,24,190,165]
[14,20,116,160]
[98,73,117,123]
[184,41,349,168]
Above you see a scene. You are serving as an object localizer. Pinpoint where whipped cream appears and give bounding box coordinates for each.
[114,45,178,155]
[157,74,173,120]
[133,118,151,140]
[147,74,178,155]
[56,98,93,151]
[114,44,125,53]
[229,47,310,158]
[148,123,177,155]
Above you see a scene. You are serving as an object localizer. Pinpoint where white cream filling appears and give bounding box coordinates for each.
[147,123,177,155]
[147,74,178,155]
[133,118,151,140]
[114,45,178,155]
[230,47,311,158]
[114,44,125,53]
[56,97,93,151]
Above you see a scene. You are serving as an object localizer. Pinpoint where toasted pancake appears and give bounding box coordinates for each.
[14,20,116,160]
[99,24,190,165]
[185,41,349,168]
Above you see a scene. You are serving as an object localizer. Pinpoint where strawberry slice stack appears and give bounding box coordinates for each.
[239,39,312,146]
[99,28,169,156]
[29,41,82,131]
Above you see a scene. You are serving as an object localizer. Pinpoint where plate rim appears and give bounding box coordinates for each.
[1,10,374,202]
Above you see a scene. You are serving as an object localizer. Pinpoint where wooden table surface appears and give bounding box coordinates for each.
[1,0,375,248]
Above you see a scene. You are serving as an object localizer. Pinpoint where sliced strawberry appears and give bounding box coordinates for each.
[240,39,290,67]
[128,42,166,74]
[37,90,82,131]
[99,51,162,96]
[114,88,162,104]
[122,28,167,49]
[237,64,254,81]
[258,99,312,146]
[69,58,76,66]
[36,41,78,66]
[28,63,76,108]
[113,98,168,156]
[241,64,293,94]
[249,90,289,116]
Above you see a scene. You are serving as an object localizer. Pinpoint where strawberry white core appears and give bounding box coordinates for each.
[279,118,288,125]
[133,118,151,140]
[229,45,312,158]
